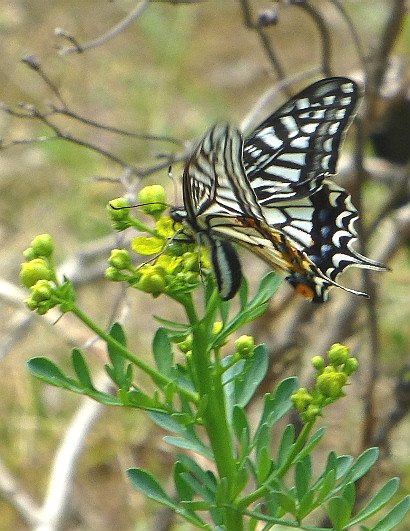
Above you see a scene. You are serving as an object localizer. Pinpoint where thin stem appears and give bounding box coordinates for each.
[70,305,198,404]
[237,421,315,510]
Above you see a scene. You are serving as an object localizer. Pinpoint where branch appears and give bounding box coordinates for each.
[239,0,287,81]
[293,1,332,77]
[56,0,151,55]
[0,459,40,526]
[330,0,365,67]
[35,388,108,531]
[240,68,322,132]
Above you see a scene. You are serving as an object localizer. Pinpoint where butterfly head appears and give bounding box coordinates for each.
[169,206,187,224]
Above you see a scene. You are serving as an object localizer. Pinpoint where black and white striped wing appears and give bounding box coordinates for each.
[179,123,266,300]
[243,77,360,204]
[182,123,264,222]
[267,181,387,302]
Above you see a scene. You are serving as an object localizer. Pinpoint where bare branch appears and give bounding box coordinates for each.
[330,0,366,67]
[57,0,150,56]
[21,55,67,109]
[239,0,287,81]
[293,1,332,77]
[240,68,322,132]
[35,389,107,531]
[0,459,41,526]
[52,106,184,145]
[368,0,407,93]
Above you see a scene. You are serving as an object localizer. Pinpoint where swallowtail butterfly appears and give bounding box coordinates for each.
[172,77,386,302]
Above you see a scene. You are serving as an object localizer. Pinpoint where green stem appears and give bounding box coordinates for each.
[185,289,243,531]
[238,421,315,510]
[130,217,161,237]
[70,305,198,404]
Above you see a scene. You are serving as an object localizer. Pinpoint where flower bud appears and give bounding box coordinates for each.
[311,355,325,372]
[291,388,313,411]
[317,370,347,398]
[304,404,321,421]
[182,252,200,273]
[235,335,255,358]
[31,234,54,257]
[177,335,193,353]
[344,357,359,375]
[108,249,132,270]
[138,272,166,297]
[20,259,52,288]
[30,279,53,302]
[138,185,167,219]
[212,321,223,336]
[25,296,38,311]
[105,267,128,282]
[108,198,131,230]
[23,247,36,261]
[328,343,350,366]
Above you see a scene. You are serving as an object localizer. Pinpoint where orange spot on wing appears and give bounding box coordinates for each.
[295,283,315,300]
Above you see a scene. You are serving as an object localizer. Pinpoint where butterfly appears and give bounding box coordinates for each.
[171,77,387,302]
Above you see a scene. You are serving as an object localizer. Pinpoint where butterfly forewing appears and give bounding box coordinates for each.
[244,77,360,205]
[180,124,265,299]
[183,123,264,221]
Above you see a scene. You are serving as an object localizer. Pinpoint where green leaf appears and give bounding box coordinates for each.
[72,349,94,390]
[257,377,298,432]
[27,357,83,392]
[178,472,214,502]
[127,468,173,506]
[255,422,271,459]
[239,276,249,309]
[163,436,213,460]
[342,482,356,509]
[273,491,296,516]
[294,427,325,462]
[297,489,315,520]
[148,411,186,435]
[127,468,208,528]
[177,454,217,494]
[315,469,336,504]
[153,328,174,377]
[277,424,295,465]
[370,496,410,531]
[118,388,164,410]
[233,405,250,455]
[345,447,379,483]
[153,315,190,331]
[295,457,311,501]
[232,466,249,499]
[212,273,281,349]
[256,445,273,483]
[215,477,229,508]
[251,272,282,307]
[327,496,352,530]
[106,322,129,387]
[335,455,354,480]
[180,500,212,511]
[234,345,268,407]
[349,478,400,526]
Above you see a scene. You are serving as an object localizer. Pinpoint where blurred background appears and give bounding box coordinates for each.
[0,1,409,529]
